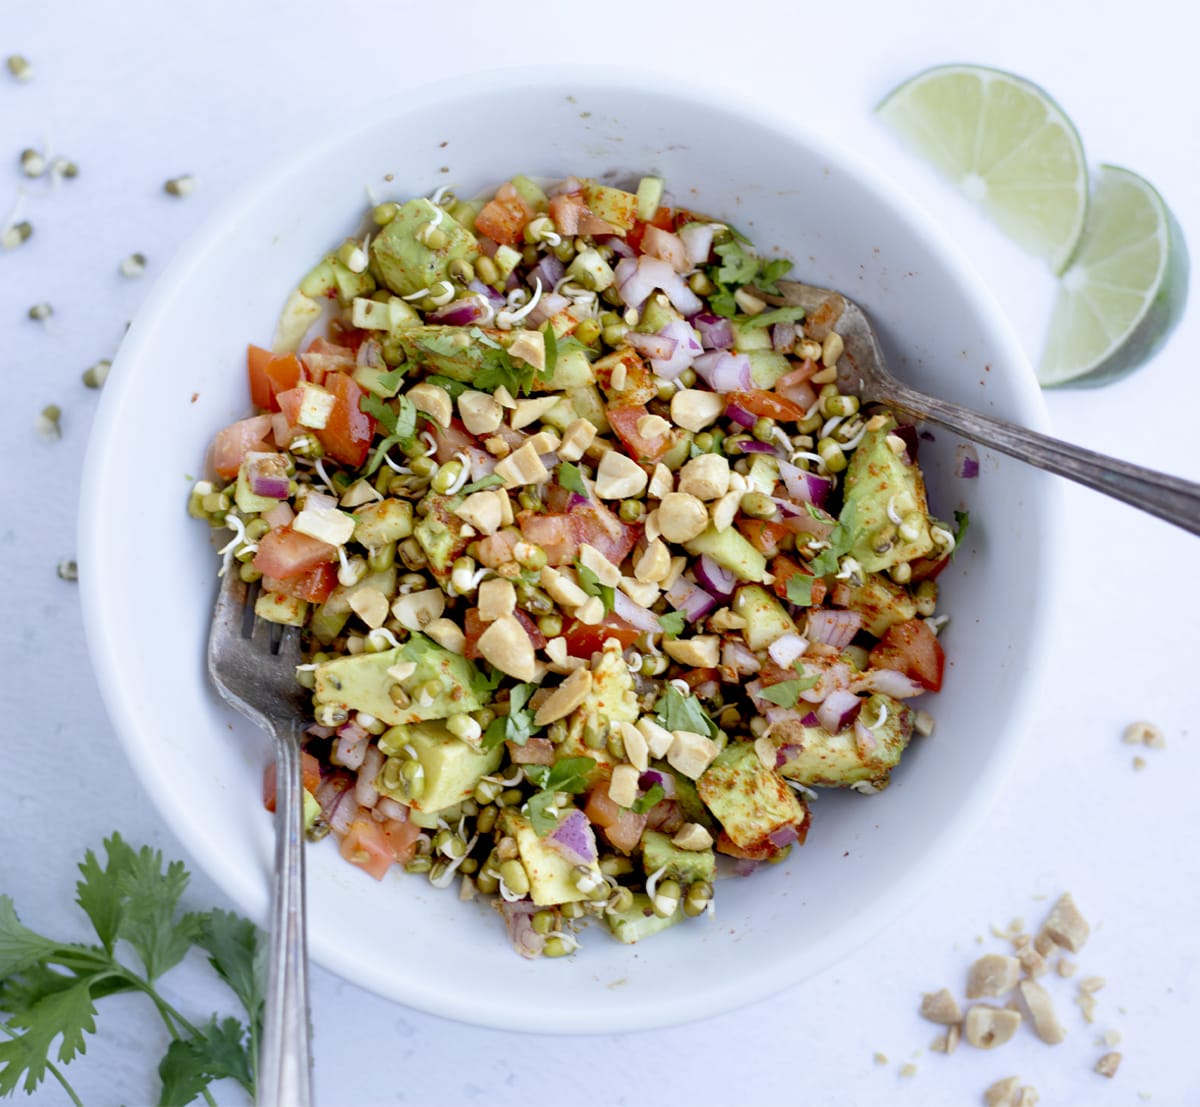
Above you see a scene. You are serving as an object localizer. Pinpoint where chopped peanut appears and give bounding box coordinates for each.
[709,489,742,532]
[494,441,549,487]
[919,988,962,1026]
[1040,892,1089,953]
[454,490,504,535]
[540,566,588,609]
[607,763,640,807]
[634,539,671,583]
[657,492,708,542]
[618,721,649,771]
[511,395,559,430]
[671,388,724,431]
[666,729,719,779]
[648,462,674,499]
[476,614,537,681]
[672,823,714,851]
[619,576,660,608]
[533,667,593,725]
[557,418,597,462]
[637,717,675,758]
[984,1077,1020,1107]
[579,543,621,587]
[594,450,649,498]
[662,635,720,667]
[678,453,730,501]
[477,577,517,622]
[458,390,503,435]
[423,617,465,654]
[1017,980,1066,1044]
[1094,1052,1122,1078]
[390,588,446,630]
[963,1005,1022,1049]
[407,382,452,427]
[507,330,545,373]
[967,954,1021,999]
[348,586,389,629]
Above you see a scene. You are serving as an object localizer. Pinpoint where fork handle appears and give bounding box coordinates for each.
[884,380,1200,537]
[258,724,314,1107]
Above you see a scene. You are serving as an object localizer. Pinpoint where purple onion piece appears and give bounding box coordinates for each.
[955,442,980,479]
[694,554,736,599]
[546,808,597,865]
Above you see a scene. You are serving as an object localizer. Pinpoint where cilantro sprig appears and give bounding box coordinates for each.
[654,685,718,740]
[657,610,686,638]
[482,683,541,751]
[525,757,597,835]
[706,240,795,318]
[0,833,264,1105]
[576,562,614,614]
[758,671,821,709]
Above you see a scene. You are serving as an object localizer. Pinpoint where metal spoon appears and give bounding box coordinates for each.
[767,280,1200,537]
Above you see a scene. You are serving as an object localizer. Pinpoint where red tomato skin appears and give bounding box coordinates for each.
[606,405,673,464]
[868,619,946,692]
[248,345,275,410]
[263,751,322,813]
[339,819,394,881]
[252,526,336,580]
[562,615,639,659]
[318,373,375,468]
[212,415,274,479]
[724,390,809,423]
[261,562,338,603]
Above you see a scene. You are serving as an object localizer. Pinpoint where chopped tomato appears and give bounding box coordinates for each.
[301,337,356,384]
[475,528,521,569]
[639,225,688,271]
[573,501,639,566]
[625,206,675,253]
[774,363,819,412]
[738,518,789,557]
[562,614,640,659]
[463,606,546,661]
[908,553,950,583]
[584,786,647,854]
[262,562,338,603]
[211,414,274,479]
[769,554,828,606]
[380,817,422,864]
[326,318,370,352]
[724,389,809,423]
[518,511,580,567]
[606,404,674,464]
[317,372,374,467]
[340,818,395,881]
[548,192,585,236]
[869,618,945,692]
[252,525,336,580]
[678,667,721,692]
[262,751,322,813]
[474,182,533,246]
[247,345,275,410]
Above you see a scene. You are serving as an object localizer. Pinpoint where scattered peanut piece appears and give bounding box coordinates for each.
[920,988,963,1025]
[1057,957,1077,978]
[1123,720,1165,747]
[872,1052,889,1066]
[899,1063,917,1078]
[1039,892,1089,953]
[1015,1088,1039,1107]
[1018,979,1066,1044]
[1095,1051,1122,1078]
[964,1005,1022,1049]
[967,954,1021,999]
[983,1076,1020,1107]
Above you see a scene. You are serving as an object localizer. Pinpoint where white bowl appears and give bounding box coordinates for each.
[79,67,1056,1033]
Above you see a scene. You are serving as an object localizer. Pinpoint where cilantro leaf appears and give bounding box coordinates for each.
[785,574,814,607]
[733,304,806,330]
[542,322,558,380]
[0,898,63,979]
[808,523,851,577]
[631,783,665,814]
[115,846,196,982]
[953,509,970,551]
[359,392,398,436]
[363,433,403,477]
[576,562,614,614]
[157,1015,254,1104]
[482,683,543,751]
[526,791,560,836]
[426,374,469,399]
[657,610,686,638]
[474,343,540,396]
[394,394,417,441]
[193,911,263,1033]
[707,286,738,318]
[74,835,136,955]
[654,686,718,740]
[0,978,97,1096]
[758,673,821,709]
[557,462,588,498]
[374,366,407,396]
[460,474,505,495]
[755,257,794,294]
[525,756,597,835]
[713,240,759,286]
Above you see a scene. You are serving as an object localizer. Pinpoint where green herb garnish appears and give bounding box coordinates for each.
[558,462,588,498]
[482,682,541,751]
[576,563,614,614]
[786,574,814,607]
[525,757,597,835]
[460,474,506,495]
[732,304,806,330]
[631,783,665,814]
[654,685,718,740]
[758,672,821,709]
[0,834,263,1104]
[657,610,686,638]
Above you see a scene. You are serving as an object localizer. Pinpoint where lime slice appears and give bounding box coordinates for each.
[1038,165,1188,387]
[877,64,1088,272]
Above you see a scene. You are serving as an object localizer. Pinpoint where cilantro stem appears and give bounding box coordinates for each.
[0,1023,84,1107]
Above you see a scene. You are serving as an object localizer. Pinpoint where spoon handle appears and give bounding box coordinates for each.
[881,379,1200,537]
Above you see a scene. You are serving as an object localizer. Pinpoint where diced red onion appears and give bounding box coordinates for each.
[778,460,833,507]
[854,668,926,699]
[525,291,570,328]
[734,857,760,877]
[768,632,809,669]
[650,320,703,379]
[467,279,506,308]
[612,588,659,633]
[375,796,407,821]
[626,331,678,361]
[692,351,752,393]
[678,221,715,267]
[249,472,290,499]
[614,257,653,312]
[893,424,921,460]
[305,724,336,739]
[546,808,597,865]
[302,489,338,513]
[736,440,779,454]
[639,770,676,799]
[955,442,979,478]
[547,176,583,197]
[466,446,495,481]
[262,501,294,530]
[722,639,761,675]
[427,297,489,327]
[603,235,635,259]
[690,311,734,350]
[806,609,862,650]
[617,256,701,315]
[641,225,689,272]
[800,711,820,727]
[768,824,800,848]
[772,321,798,352]
[335,720,369,770]
[724,402,756,428]
[354,745,384,808]
[816,689,862,734]
[315,775,357,835]
[798,660,853,703]
[530,254,565,290]
[665,576,717,621]
[694,554,736,599]
[499,901,545,959]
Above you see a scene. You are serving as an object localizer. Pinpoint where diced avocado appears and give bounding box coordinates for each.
[775,693,912,790]
[330,258,375,304]
[684,527,767,583]
[566,384,610,433]
[448,198,483,231]
[580,181,638,231]
[370,198,480,298]
[840,417,935,573]
[558,640,639,779]
[605,892,685,944]
[299,258,338,298]
[732,320,773,352]
[379,720,503,814]
[747,349,792,388]
[731,585,797,650]
[395,325,510,383]
[413,494,468,578]
[641,829,715,886]
[634,296,681,335]
[537,345,594,391]
[696,741,808,853]
[846,574,917,637]
[502,811,602,906]
[746,454,780,495]
[309,602,351,645]
[566,248,615,292]
[254,591,307,626]
[510,174,549,212]
[322,568,397,617]
[312,634,491,727]
[665,768,715,832]
[302,789,321,831]
[353,499,414,548]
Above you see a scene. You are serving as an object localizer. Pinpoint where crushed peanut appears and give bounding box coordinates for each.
[919,988,963,1026]
[967,954,1021,999]
[1095,1051,1122,1078]
[1040,893,1089,953]
[1018,980,1066,1044]
[963,1005,1022,1049]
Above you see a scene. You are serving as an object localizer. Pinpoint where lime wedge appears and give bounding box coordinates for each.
[877,64,1088,272]
[1038,165,1188,387]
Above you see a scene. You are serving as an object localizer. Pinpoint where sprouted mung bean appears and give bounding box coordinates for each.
[195,173,963,958]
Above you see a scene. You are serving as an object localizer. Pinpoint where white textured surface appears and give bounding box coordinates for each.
[2,1,1197,1104]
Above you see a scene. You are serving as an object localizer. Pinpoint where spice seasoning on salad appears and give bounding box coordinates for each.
[194,172,963,957]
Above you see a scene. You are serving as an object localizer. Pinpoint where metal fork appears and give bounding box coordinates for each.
[766,280,1200,537]
[207,572,314,1107]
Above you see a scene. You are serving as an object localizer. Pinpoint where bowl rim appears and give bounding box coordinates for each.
[78,63,1060,1033]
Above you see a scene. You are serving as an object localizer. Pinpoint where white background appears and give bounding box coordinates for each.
[3,1,1198,1104]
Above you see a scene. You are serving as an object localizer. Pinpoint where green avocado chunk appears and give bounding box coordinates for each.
[312,633,490,727]
[696,741,808,854]
[377,719,502,814]
[395,325,511,383]
[774,693,913,790]
[839,417,935,572]
[605,892,684,944]
[501,810,603,906]
[640,829,715,886]
[370,198,480,298]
